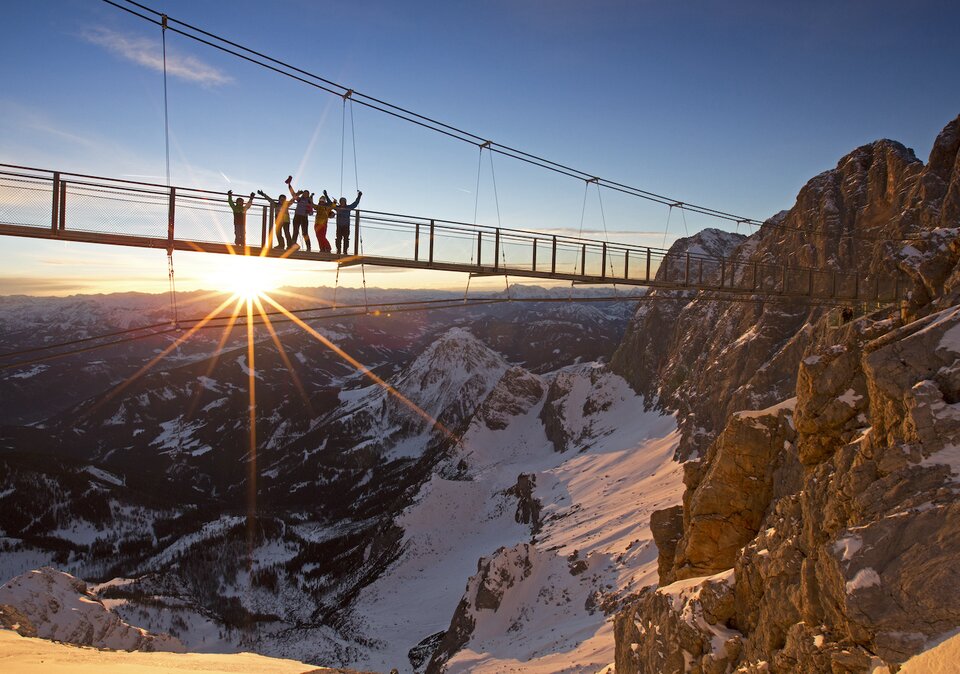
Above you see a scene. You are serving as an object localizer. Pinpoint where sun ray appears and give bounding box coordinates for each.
[269,287,340,306]
[89,293,241,416]
[175,289,236,312]
[253,294,314,414]
[185,296,247,420]
[244,295,258,564]
[259,293,451,440]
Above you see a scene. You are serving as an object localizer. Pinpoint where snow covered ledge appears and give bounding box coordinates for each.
[613,569,741,674]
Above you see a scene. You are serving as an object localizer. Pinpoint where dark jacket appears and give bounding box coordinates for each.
[334,195,361,229]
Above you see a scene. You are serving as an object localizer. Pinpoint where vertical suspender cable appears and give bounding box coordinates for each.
[345,96,367,313]
[595,182,613,278]
[340,96,347,198]
[487,151,509,298]
[661,205,674,250]
[469,145,483,267]
[472,146,483,226]
[162,14,183,452]
[161,14,179,328]
[570,181,589,297]
[350,99,359,193]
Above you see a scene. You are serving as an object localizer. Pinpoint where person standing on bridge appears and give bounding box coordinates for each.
[314,190,335,253]
[227,190,255,248]
[257,189,293,250]
[334,191,362,255]
[287,176,315,252]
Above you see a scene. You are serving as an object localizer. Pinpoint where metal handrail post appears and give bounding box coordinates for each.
[58,180,66,232]
[166,186,176,253]
[261,205,267,248]
[51,172,60,233]
[353,210,360,256]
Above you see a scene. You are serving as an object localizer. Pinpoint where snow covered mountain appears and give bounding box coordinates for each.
[0,567,183,651]
[0,286,655,671]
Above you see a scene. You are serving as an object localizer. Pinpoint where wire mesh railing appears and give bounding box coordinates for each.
[0,164,905,302]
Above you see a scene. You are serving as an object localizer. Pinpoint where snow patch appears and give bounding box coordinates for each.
[845,567,881,593]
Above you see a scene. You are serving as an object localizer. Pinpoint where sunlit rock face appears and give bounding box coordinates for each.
[610,131,933,461]
[614,115,960,672]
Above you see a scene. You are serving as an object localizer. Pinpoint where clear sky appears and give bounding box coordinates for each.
[1,0,958,296]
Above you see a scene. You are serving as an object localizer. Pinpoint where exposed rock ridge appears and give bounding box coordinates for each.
[615,114,960,673]
[611,132,932,460]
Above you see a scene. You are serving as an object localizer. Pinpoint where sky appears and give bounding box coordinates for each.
[0,0,958,296]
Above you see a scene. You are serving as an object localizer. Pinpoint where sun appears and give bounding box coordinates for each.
[206,256,278,300]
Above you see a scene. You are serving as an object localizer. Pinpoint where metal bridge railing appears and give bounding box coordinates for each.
[0,164,904,302]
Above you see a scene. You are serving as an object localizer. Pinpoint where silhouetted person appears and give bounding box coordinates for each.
[314,190,335,253]
[257,189,293,249]
[287,176,314,252]
[227,190,255,247]
[334,191,362,255]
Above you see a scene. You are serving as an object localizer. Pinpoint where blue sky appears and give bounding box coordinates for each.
[1,0,958,295]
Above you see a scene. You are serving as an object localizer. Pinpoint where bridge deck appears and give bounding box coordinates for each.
[0,164,903,303]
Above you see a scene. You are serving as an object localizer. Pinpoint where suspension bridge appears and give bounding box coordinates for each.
[0,165,904,303]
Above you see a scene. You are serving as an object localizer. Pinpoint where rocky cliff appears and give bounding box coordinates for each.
[611,129,937,459]
[613,114,960,672]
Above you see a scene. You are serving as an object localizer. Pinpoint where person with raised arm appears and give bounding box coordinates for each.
[286,176,315,252]
[334,190,362,255]
[256,187,293,250]
[314,189,335,253]
[227,190,255,248]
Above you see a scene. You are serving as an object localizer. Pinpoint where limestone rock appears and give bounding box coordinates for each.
[616,115,960,674]
[672,400,796,580]
[650,505,684,585]
[614,571,741,674]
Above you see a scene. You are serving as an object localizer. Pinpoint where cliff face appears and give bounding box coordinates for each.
[613,114,960,672]
[611,133,930,459]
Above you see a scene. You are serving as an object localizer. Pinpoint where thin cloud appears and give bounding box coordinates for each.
[81,26,232,87]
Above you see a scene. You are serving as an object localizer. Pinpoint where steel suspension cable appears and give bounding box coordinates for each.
[0,292,876,372]
[102,0,764,230]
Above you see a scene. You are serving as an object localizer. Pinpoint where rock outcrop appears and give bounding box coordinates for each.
[426,544,535,674]
[0,567,183,652]
[672,399,797,581]
[615,114,960,672]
